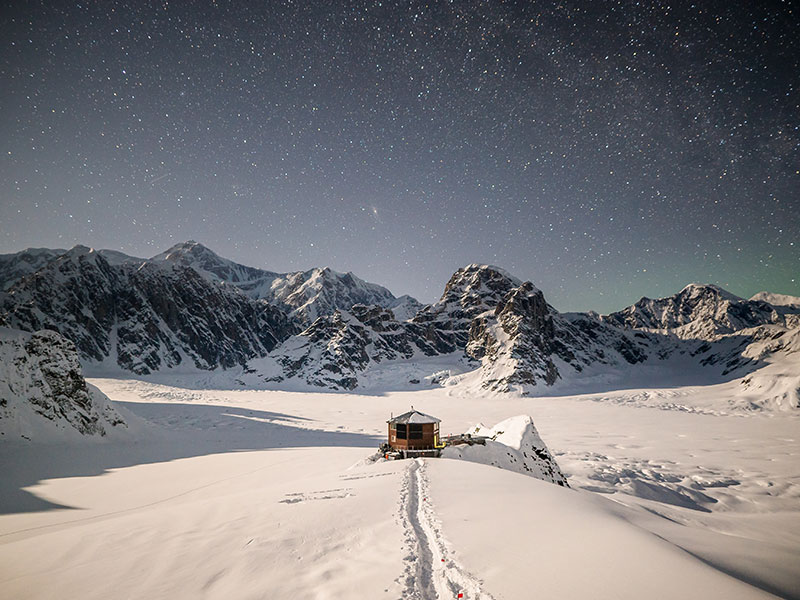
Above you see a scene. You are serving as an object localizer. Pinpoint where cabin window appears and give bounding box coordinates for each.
[396,423,407,439]
[409,424,423,440]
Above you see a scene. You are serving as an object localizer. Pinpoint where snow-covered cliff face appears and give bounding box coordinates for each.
[750,291,800,309]
[0,246,297,374]
[411,264,522,353]
[265,265,527,389]
[0,327,125,439]
[464,280,653,392]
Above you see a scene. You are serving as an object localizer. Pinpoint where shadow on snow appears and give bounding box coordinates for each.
[0,403,382,516]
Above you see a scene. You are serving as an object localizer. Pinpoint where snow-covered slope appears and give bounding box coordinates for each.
[0,246,297,374]
[441,415,569,486]
[3,380,795,599]
[1,243,796,405]
[152,240,281,291]
[268,266,401,323]
[0,327,125,440]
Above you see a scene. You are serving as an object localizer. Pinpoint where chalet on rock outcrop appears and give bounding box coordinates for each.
[387,409,441,453]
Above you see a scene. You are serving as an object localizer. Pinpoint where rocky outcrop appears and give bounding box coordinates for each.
[2,244,797,397]
[411,264,522,354]
[465,280,653,392]
[442,415,569,486]
[0,327,125,439]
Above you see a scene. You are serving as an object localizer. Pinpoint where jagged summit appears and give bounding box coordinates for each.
[148,242,416,323]
[440,264,524,299]
[153,240,219,262]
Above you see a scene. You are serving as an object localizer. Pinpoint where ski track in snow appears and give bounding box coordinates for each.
[400,459,494,600]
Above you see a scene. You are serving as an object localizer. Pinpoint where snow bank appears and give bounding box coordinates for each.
[441,415,568,486]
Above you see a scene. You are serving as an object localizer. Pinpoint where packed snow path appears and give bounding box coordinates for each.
[400,459,494,600]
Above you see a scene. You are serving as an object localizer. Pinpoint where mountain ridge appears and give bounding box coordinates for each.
[0,243,797,408]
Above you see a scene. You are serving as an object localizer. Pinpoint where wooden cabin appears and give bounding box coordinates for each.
[387,409,441,452]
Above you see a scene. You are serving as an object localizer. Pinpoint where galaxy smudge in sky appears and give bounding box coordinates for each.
[1,1,797,311]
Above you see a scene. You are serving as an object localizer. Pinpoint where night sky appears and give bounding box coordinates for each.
[2,1,798,312]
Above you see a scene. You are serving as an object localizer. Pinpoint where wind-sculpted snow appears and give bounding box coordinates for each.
[0,327,125,439]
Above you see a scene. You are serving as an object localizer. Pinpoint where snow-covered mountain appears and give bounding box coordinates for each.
[0,327,125,439]
[152,240,281,292]
[0,246,297,374]
[263,264,527,390]
[152,241,420,323]
[750,290,800,308]
[261,266,799,402]
[264,265,654,392]
[0,243,796,406]
[262,304,464,390]
[0,247,65,291]
[602,283,793,339]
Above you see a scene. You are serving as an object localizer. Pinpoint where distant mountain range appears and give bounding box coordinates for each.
[1,242,798,431]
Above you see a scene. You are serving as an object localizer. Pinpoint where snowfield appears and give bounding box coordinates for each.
[1,379,799,599]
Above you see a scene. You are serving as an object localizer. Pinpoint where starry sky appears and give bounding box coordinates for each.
[2,1,798,312]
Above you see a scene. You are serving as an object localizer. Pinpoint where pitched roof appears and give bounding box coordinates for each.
[388,409,441,424]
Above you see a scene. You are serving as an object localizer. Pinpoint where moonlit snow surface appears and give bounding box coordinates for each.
[1,379,798,599]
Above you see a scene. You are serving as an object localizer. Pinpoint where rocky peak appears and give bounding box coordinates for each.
[151,240,277,287]
[271,266,399,324]
[440,264,522,308]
